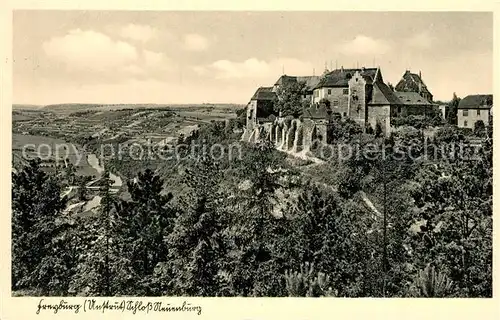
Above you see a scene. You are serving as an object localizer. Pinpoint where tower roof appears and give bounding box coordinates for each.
[394,70,431,95]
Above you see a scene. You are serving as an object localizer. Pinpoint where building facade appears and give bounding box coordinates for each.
[244,66,442,141]
[244,87,277,139]
[457,94,493,129]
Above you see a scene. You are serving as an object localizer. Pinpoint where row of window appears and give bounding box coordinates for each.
[462,109,481,116]
[326,88,349,95]
[312,88,352,97]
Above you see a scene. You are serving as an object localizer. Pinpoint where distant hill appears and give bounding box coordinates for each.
[12,104,43,110]
[42,103,245,113]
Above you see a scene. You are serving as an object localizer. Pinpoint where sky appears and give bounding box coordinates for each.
[13,11,493,105]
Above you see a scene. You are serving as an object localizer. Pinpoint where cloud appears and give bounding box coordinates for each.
[43,29,138,72]
[405,32,434,49]
[42,29,175,79]
[143,50,168,68]
[121,64,145,75]
[183,33,210,51]
[339,35,391,55]
[119,24,158,43]
[196,57,314,80]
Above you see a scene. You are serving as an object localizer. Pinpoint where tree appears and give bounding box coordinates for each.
[65,162,77,185]
[224,141,291,296]
[318,98,331,109]
[77,176,91,201]
[165,158,227,296]
[275,81,309,118]
[474,120,486,137]
[448,93,460,125]
[12,158,68,291]
[409,144,492,297]
[284,262,337,297]
[327,118,363,142]
[113,169,175,295]
[410,264,454,297]
[303,187,370,295]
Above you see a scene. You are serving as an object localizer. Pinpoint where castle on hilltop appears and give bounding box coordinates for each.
[242,66,439,151]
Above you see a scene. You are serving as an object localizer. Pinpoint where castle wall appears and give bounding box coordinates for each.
[367,105,391,136]
[301,119,316,151]
[348,72,368,127]
[247,100,257,129]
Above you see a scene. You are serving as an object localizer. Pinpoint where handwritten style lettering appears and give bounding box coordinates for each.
[35,299,202,315]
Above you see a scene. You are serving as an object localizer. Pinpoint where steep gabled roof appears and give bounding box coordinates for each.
[458,94,493,109]
[297,76,321,91]
[314,67,378,89]
[369,81,401,105]
[395,70,432,95]
[274,75,320,91]
[394,92,433,106]
[251,87,277,101]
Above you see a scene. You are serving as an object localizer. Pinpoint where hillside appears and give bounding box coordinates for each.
[42,103,245,113]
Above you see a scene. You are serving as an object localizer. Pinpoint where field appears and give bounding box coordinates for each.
[12,134,99,177]
[11,104,242,179]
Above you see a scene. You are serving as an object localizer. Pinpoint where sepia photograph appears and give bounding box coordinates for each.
[10,10,493,299]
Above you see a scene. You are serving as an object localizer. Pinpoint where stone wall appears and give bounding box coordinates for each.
[243,112,336,154]
[348,71,368,127]
[367,105,391,136]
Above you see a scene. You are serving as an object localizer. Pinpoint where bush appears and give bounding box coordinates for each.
[391,114,444,130]
[375,123,383,137]
[474,120,486,137]
[327,118,363,142]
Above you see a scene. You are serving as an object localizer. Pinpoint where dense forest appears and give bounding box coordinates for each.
[12,118,492,297]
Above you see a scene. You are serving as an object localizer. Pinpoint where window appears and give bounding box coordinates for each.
[343,112,347,117]
[333,100,339,107]
[463,109,468,117]
[343,88,349,95]
[397,106,401,113]
[464,120,468,127]
[477,109,481,116]
[328,89,332,95]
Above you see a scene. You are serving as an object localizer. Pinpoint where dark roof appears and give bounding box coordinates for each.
[274,75,321,91]
[315,68,378,89]
[394,70,432,95]
[303,104,330,119]
[251,87,277,101]
[458,94,493,109]
[274,75,297,86]
[369,81,401,105]
[393,92,433,106]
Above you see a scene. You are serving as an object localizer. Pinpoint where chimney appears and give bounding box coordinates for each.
[419,70,422,78]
